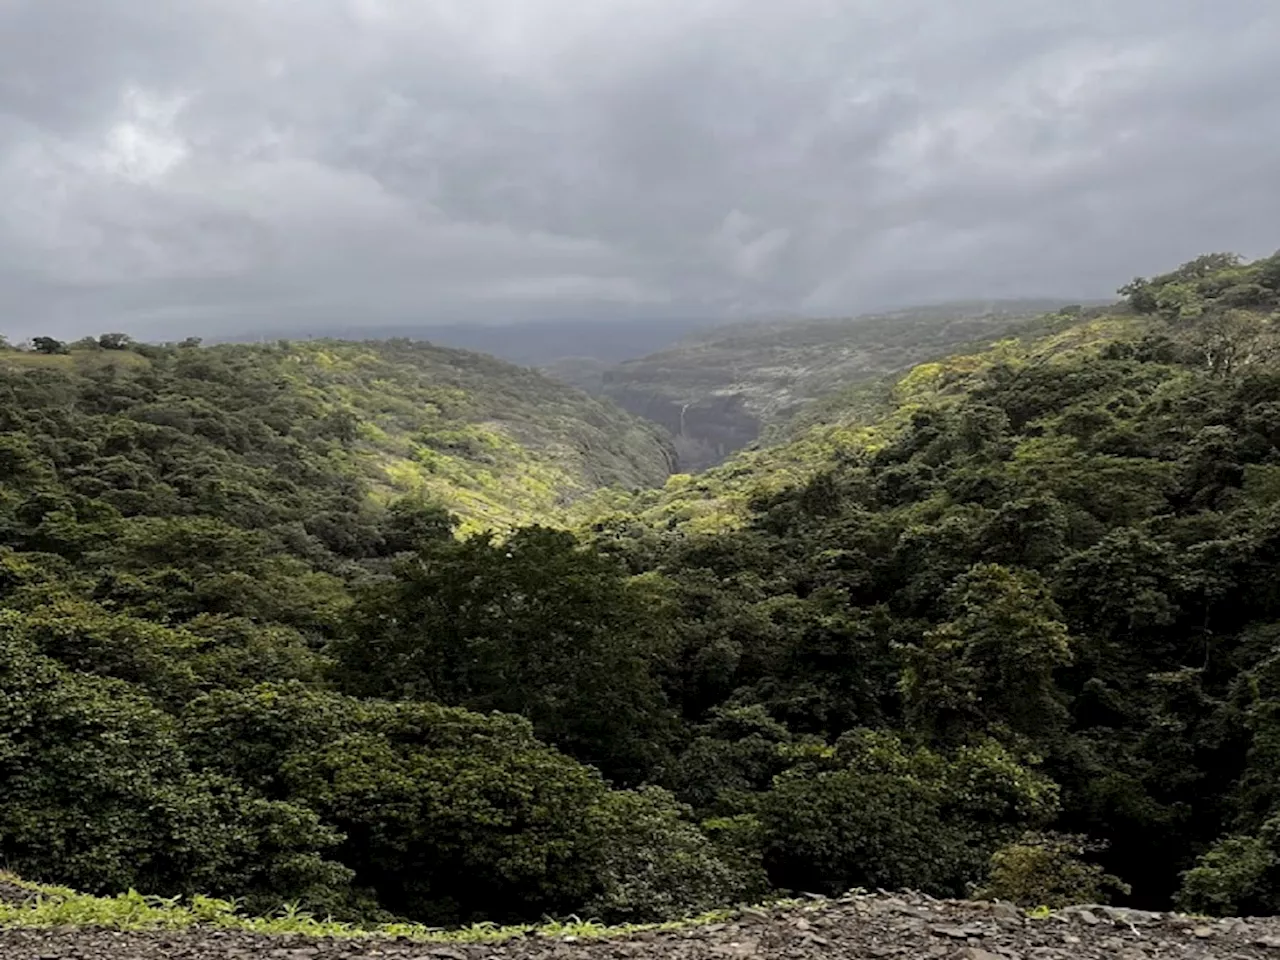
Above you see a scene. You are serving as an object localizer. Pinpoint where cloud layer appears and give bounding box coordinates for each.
[2,0,1278,338]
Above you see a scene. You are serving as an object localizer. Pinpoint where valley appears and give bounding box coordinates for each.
[595,300,1093,470]
[3,250,1280,936]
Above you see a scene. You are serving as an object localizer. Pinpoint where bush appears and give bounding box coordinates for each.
[0,633,349,911]
[184,684,740,925]
[1179,816,1280,916]
[975,832,1129,907]
[580,786,755,922]
[757,730,1057,897]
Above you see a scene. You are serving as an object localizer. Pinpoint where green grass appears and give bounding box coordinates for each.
[0,873,773,941]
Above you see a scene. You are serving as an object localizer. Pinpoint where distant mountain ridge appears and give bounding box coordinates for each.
[599,299,1096,470]
[222,318,724,369]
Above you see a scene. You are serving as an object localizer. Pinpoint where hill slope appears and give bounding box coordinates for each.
[225,318,722,371]
[601,299,1091,470]
[611,310,1141,532]
[6,250,1280,931]
[0,337,674,532]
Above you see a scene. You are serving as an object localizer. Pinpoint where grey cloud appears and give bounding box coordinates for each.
[1,0,1278,340]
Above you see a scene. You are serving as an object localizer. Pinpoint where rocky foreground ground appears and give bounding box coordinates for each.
[5,892,1280,960]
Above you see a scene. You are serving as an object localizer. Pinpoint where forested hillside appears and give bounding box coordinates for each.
[0,337,674,533]
[4,251,1280,931]
[600,299,1088,470]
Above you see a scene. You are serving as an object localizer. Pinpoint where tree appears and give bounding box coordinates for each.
[663,704,805,813]
[1119,277,1158,314]
[2,600,204,705]
[182,684,744,924]
[1191,309,1277,378]
[580,786,755,921]
[1179,817,1280,916]
[335,526,676,783]
[756,730,1057,896]
[1120,253,1250,317]
[0,631,349,913]
[1054,528,1180,662]
[280,698,609,924]
[375,497,456,555]
[97,332,134,350]
[30,336,68,355]
[1170,252,1245,281]
[902,564,1073,746]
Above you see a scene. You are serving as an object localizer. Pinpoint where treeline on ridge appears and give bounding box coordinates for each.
[2,250,1280,923]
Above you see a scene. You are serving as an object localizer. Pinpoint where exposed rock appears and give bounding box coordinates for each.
[0,881,38,906]
[5,893,1280,960]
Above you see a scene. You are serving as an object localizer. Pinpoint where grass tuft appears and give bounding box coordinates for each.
[0,873,759,942]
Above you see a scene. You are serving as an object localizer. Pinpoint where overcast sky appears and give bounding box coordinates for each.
[2,0,1278,340]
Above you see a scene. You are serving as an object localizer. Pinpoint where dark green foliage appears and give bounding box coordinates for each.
[976,833,1129,907]
[30,337,68,355]
[180,684,746,924]
[280,698,610,924]
[902,563,1072,747]
[581,786,754,921]
[585,253,1280,912]
[662,705,810,815]
[0,337,705,925]
[0,630,350,914]
[334,524,677,783]
[6,250,1280,923]
[1180,817,1280,916]
[756,731,1057,897]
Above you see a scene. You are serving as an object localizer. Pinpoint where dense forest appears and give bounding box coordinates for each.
[0,337,673,534]
[3,250,1280,927]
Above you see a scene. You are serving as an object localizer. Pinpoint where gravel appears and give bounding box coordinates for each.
[5,892,1280,960]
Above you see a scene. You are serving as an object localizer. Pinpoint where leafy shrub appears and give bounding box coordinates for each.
[580,786,755,922]
[1179,816,1280,916]
[0,632,349,911]
[975,832,1129,907]
[756,730,1057,897]
[183,684,739,925]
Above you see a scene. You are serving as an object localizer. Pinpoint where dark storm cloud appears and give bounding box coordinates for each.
[1,0,1278,339]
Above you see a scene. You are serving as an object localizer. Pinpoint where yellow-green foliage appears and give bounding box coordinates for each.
[0,349,152,374]
[974,834,1130,908]
[599,312,1151,532]
[1,338,673,532]
[268,340,672,529]
[0,872,749,941]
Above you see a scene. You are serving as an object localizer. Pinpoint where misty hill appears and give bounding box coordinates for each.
[225,318,723,371]
[611,251,1280,534]
[0,337,674,533]
[599,298,1094,470]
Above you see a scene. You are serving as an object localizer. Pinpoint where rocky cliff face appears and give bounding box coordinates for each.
[600,302,1085,470]
[600,383,763,471]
